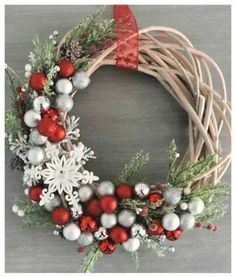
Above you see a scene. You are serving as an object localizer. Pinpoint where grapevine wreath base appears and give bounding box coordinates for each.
[6,6,231,272]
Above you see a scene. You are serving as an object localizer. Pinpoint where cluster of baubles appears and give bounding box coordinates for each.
[22,60,90,165]
[28,180,206,254]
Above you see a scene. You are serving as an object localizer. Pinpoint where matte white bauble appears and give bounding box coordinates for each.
[122,238,140,252]
[118,209,136,228]
[97,181,115,196]
[134,182,150,198]
[27,146,45,165]
[188,198,205,215]
[44,195,61,212]
[23,110,41,127]
[63,223,81,241]
[180,213,195,230]
[78,185,93,202]
[29,128,47,145]
[33,96,50,113]
[94,227,108,241]
[55,78,73,94]
[100,213,117,229]
[163,187,182,205]
[71,71,90,90]
[56,94,74,113]
[162,213,180,231]
[77,232,94,246]
[131,224,147,238]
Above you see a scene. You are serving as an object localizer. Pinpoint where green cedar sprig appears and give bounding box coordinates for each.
[81,244,103,273]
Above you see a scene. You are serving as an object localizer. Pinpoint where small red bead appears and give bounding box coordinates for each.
[115,183,133,199]
[99,239,116,254]
[37,118,58,137]
[195,222,204,229]
[51,207,70,225]
[148,192,162,203]
[29,72,47,91]
[86,199,103,217]
[140,207,149,217]
[110,226,129,243]
[77,246,85,253]
[213,226,219,232]
[207,223,215,231]
[165,228,182,241]
[29,186,43,202]
[58,60,75,77]
[16,86,22,93]
[100,195,118,214]
[49,125,66,143]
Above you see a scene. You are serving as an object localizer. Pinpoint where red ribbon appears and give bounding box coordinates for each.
[113,5,139,70]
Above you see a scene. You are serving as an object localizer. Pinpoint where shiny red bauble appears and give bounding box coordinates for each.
[37,117,58,137]
[115,183,133,199]
[147,219,164,236]
[51,207,70,225]
[165,228,182,241]
[100,195,118,214]
[79,216,97,232]
[110,226,129,243]
[86,199,103,217]
[29,72,47,91]
[58,60,75,77]
[43,109,58,122]
[29,186,43,202]
[99,239,116,254]
[49,125,66,142]
[148,192,162,203]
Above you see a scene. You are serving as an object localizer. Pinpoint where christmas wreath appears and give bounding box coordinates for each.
[6,6,231,273]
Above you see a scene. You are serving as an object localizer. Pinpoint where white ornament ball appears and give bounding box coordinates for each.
[29,128,47,145]
[33,96,50,113]
[27,146,45,165]
[25,71,31,78]
[44,195,61,212]
[118,209,136,228]
[17,210,25,217]
[162,213,180,231]
[55,78,73,94]
[25,64,32,72]
[188,198,205,215]
[72,71,90,90]
[131,224,147,239]
[56,94,74,113]
[63,223,81,241]
[134,182,150,198]
[163,187,182,205]
[100,213,117,229]
[180,213,195,231]
[23,110,41,127]
[77,232,94,246]
[78,185,93,202]
[183,187,191,195]
[179,202,188,210]
[122,238,140,252]
[97,181,115,196]
[12,204,19,213]
[94,227,108,241]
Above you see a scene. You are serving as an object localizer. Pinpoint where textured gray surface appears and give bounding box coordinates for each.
[5,5,231,273]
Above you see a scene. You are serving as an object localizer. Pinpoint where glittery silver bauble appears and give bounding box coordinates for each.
[131,224,147,238]
[33,96,50,113]
[23,109,41,127]
[162,213,180,231]
[78,185,93,202]
[56,94,74,113]
[97,181,115,196]
[134,182,150,198]
[63,223,81,241]
[100,213,117,229]
[188,198,204,215]
[71,71,90,90]
[163,187,182,205]
[118,209,136,228]
[29,128,47,145]
[122,238,140,252]
[55,78,73,94]
[77,232,94,246]
[94,226,108,241]
[44,195,61,212]
[27,146,45,165]
[180,213,195,231]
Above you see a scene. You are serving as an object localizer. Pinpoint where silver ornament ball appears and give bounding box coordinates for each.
[162,212,180,231]
[122,238,140,252]
[97,181,115,196]
[188,198,205,215]
[24,109,41,127]
[78,185,93,202]
[72,71,90,90]
[55,78,73,94]
[100,213,117,229]
[77,232,94,246]
[94,226,109,241]
[134,182,150,198]
[33,96,50,113]
[29,128,47,145]
[118,209,136,228]
[131,224,147,238]
[63,223,81,241]
[163,187,182,205]
[180,213,195,231]
[27,146,45,165]
[56,94,74,113]
[44,195,61,212]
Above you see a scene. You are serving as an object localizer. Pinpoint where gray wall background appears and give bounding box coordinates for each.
[5,5,231,273]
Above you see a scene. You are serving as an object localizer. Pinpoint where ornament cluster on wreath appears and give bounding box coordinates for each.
[6,6,231,273]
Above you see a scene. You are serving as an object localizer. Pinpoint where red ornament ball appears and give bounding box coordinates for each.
[147,219,164,236]
[29,186,43,202]
[165,228,182,241]
[37,118,58,137]
[79,216,97,232]
[110,226,129,243]
[148,192,162,203]
[116,183,133,199]
[29,72,47,91]
[51,207,70,225]
[99,239,116,254]
[58,60,75,77]
[100,195,118,214]
[49,125,66,142]
[86,199,103,217]
[43,108,58,122]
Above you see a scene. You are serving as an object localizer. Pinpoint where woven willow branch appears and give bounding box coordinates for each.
[58,26,231,188]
